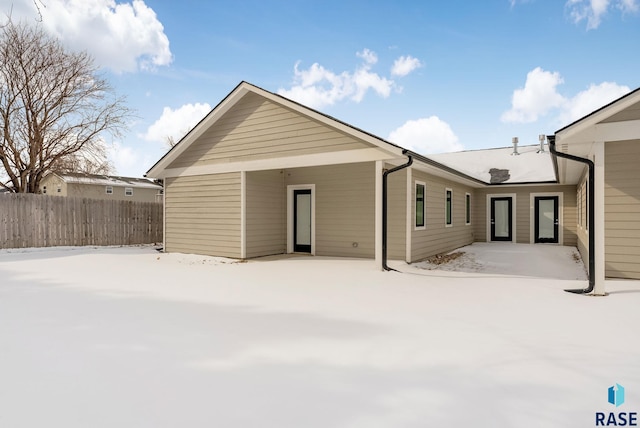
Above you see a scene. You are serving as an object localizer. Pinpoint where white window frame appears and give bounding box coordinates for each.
[445,188,453,227]
[106,186,113,195]
[414,181,426,230]
[125,187,133,196]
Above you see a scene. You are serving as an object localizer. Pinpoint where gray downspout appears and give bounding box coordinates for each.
[548,135,595,294]
[382,154,413,271]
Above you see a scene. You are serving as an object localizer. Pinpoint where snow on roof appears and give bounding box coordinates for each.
[427,144,556,184]
[56,173,162,189]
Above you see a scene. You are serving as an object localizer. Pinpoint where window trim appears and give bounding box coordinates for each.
[414,181,426,230]
[465,192,471,226]
[125,187,133,197]
[106,186,113,195]
[445,188,453,227]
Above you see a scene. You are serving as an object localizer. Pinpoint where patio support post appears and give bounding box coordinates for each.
[382,154,413,271]
[593,142,606,295]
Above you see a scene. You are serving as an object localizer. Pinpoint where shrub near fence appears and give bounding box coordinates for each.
[0,194,163,249]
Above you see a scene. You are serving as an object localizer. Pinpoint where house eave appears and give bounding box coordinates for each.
[146,81,405,178]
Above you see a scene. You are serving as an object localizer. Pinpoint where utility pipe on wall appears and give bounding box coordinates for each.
[382,154,413,271]
[548,135,596,294]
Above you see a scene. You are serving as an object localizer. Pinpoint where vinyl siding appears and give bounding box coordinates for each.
[410,169,474,262]
[168,92,373,169]
[474,185,577,246]
[246,170,286,258]
[165,173,241,258]
[39,175,67,196]
[285,162,375,258]
[605,140,640,279]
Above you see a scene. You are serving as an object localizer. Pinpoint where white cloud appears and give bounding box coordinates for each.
[278,49,420,109]
[391,56,422,77]
[501,67,566,123]
[387,116,463,155]
[2,0,172,73]
[143,103,211,145]
[620,0,640,12]
[356,48,378,65]
[566,0,639,29]
[561,81,631,122]
[108,141,140,175]
[502,67,631,124]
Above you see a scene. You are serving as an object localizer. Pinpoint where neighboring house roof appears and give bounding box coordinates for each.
[429,144,556,184]
[49,172,162,189]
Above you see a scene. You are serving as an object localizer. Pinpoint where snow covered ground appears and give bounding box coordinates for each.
[1,243,639,428]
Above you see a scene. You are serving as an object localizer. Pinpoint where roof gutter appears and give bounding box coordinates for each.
[548,135,595,294]
[405,150,487,186]
[382,153,413,271]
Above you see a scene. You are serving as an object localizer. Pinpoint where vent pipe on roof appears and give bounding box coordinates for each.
[511,137,519,155]
[538,134,546,153]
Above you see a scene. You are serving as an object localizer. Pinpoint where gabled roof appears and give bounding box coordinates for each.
[146,80,598,187]
[555,87,640,144]
[146,81,407,178]
[551,86,640,184]
[50,172,161,189]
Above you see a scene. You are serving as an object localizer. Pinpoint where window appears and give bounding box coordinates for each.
[415,182,425,229]
[445,188,453,226]
[56,186,61,193]
[465,193,471,225]
[125,187,133,196]
[106,186,113,195]
[42,186,47,194]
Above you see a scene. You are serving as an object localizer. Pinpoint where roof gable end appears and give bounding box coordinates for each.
[146,82,404,178]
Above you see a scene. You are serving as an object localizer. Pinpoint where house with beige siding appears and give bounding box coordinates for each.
[39,172,163,203]
[146,81,639,294]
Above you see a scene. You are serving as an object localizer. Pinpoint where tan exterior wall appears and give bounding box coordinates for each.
[284,162,375,258]
[39,175,161,202]
[473,185,577,246]
[66,183,161,202]
[165,173,241,258]
[605,140,640,279]
[40,175,67,196]
[410,169,475,262]
[245,170,286,258]
[168,92,374,169]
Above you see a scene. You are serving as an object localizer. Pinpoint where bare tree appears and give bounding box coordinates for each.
[48,146,114,176]
[0,20,131,192]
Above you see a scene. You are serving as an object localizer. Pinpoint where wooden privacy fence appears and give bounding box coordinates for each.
[0,194,163,249]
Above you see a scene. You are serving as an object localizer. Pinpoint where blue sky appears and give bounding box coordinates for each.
[2,0,639,177]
